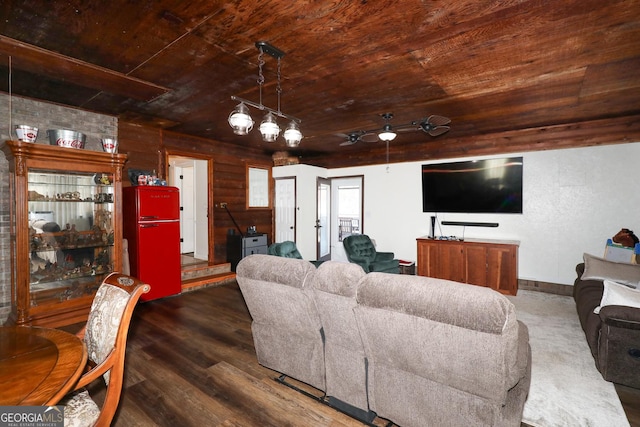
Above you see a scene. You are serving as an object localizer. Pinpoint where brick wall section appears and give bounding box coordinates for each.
[0,93,117,323]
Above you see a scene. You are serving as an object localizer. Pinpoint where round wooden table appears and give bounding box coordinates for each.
[0,326,87,405]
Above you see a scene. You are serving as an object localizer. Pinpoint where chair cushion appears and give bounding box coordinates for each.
[85,283,129,384]
[61,389,100,427]
[343,235,377,264]
[369,259,400,273]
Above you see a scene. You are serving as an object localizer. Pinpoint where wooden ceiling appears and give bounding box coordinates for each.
[1,0,639,168]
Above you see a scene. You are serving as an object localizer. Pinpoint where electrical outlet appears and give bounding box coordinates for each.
[220,202,227,209]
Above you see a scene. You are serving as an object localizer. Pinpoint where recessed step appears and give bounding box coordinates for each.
[181,272,236,293]
[181,262,232,281]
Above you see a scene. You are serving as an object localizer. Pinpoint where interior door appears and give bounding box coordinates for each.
[192,159,208,260]
[179,165,195,254]
[316,178,331,261]
[275,177,296,243]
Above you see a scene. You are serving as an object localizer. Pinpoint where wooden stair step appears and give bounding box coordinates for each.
[181,262,232,281]
[181,272,236,292]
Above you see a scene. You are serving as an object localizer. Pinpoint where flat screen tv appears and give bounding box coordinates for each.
[422,157,523,214]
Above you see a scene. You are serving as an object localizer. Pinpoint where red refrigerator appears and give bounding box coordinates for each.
[123,186,182,301]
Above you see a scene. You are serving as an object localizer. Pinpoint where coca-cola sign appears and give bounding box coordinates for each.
[47,130,86,149]
[56,138,84,148]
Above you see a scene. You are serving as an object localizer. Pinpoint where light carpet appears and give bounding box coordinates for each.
[507,290,629,427]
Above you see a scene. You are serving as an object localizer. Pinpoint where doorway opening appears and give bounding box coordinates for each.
[167,154,212,268]
[330,176,363,262]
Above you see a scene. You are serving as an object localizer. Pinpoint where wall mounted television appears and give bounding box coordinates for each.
[421,157,523,214]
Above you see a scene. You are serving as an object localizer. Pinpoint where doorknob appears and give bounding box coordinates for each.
[289,226,294,229]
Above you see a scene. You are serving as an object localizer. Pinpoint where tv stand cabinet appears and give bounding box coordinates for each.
[416,237,519,295]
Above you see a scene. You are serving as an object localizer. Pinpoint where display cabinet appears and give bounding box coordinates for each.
[2,140,127,327]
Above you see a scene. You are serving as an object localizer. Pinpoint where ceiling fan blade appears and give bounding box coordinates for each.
[340,140,358,146]
[360,133,380,142]
[396,125,420,133]
[427,115,451,127]
[428,126,450,137]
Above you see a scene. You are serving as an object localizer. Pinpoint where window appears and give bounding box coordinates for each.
[247,165,271,208]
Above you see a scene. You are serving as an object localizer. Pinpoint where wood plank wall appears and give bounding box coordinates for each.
[118,121,274,265]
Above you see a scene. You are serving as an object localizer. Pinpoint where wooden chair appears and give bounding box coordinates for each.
[60,273,150,427]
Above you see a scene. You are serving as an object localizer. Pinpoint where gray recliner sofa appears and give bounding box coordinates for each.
[355,273,531,427]
[312,261,374,421]
[235,255,325,391]
[236,255,531,426]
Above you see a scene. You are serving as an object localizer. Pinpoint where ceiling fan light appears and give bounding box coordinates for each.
[284,121,303,147]
[378,124,397,141]
[228,103,254,135]
[259,112,281,142]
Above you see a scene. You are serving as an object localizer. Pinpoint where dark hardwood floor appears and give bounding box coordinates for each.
[83,281,639,426]
[88,281,389,426]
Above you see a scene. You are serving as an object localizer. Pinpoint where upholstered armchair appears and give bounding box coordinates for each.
[342,234,399,274]
[268,241,324,267]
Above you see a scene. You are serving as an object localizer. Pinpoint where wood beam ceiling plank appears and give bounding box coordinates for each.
[0,36,170,101]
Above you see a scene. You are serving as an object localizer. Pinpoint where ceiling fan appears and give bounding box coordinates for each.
[337,130,379,146]
[400,114,452,137]
[338,113,451,145]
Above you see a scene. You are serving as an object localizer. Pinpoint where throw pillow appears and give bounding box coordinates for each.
[594,279,640,314]
[582,253,640,288]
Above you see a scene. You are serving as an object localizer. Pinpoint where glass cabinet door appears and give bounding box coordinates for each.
[28,170,115,306]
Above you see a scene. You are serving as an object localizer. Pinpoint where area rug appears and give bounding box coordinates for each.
[507,290,629,427]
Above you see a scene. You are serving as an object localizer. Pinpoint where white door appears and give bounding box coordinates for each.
[193,159,208,260]
[173,162,195,254]
[316,178,331,261]
[275,178,296,242]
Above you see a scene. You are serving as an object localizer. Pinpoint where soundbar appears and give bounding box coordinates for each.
[441,221,499,228]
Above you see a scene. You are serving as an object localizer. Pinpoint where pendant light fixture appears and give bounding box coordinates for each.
[228,41,302,146]
[283,121,303,147]
[259,112,280,142]
[228,102,254,135]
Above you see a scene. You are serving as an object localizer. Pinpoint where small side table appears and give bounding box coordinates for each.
[399,260,415,275]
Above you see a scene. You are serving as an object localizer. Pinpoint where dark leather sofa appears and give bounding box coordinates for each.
[573,262,640,389]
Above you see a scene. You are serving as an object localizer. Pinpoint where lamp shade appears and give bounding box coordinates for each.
[283,121,303,147]
[259,112,281,142]
[228,103,254,135]
[378,124,397,141]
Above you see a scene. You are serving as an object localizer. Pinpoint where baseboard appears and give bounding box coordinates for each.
[518,279,573,296]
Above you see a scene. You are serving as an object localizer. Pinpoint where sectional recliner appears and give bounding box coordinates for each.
[236,254,531,427]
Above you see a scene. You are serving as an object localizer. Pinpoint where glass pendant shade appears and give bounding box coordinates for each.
[378,124,397,141]
[259,112,281,142]
[283,121,303,147]
[228,103,254,135]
